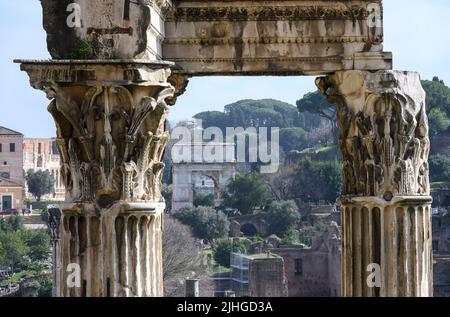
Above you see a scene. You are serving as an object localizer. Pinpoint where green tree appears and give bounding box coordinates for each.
[194,111,230,132]
[193,190,215,207]
[222,172,269,214]
[0,216,23,233]
[428,108,450,135]
[174,205,230,242]
[296,91,337,135]
[196,99,324,132]
[429,154,450,183]
[212,239,246,268]
[422,77,450,115]
[295,159,342,203]
[0,231,28,271]
[279,128,309,153]
[421,77,450,135]
[264,200,301,237]
[225,99,302,129]
[19,229,51,262]
[26,170,55,201]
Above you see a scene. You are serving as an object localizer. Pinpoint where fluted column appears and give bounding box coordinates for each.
[19,60,175,297]
[317,70,433,297]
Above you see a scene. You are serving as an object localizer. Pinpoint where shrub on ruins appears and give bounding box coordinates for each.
[212,238,246,268]
[281,229,301,246]
[174,205,230,242]
[161,184,173,212]
[36,276,53,297]
[298,223,328,248]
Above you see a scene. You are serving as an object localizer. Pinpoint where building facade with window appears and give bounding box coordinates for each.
[0,126,24,210]
[270,222,341,297]
[23,138,65,200]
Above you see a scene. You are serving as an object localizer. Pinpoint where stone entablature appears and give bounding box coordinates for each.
[163,0,390,75]
[39,0,390,75]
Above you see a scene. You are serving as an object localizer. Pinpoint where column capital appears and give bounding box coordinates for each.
[317,70,430,200]
[18,60,175,208]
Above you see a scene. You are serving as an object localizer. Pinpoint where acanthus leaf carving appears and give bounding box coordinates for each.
[46,82,175,206]
[317,70,430,199]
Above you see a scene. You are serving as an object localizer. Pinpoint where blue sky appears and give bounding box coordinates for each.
[0,0,449,137]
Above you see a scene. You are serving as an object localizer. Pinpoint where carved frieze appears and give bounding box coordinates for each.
[168,5,371,22]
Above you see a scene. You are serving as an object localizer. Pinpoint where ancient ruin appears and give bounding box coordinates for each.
[16,0,432,297]
[317,70,432,296]
[171,137,236,211]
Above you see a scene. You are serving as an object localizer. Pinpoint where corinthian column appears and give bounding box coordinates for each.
[18,60,175,297]
[316,70,433,297]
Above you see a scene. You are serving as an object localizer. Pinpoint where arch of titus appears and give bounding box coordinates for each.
[16,0,432,297]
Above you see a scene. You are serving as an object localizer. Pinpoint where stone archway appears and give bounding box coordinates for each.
[230,214,268,237]
[240,223,258,237]
[17,0,432,297]
[171,163,236,212]
[191,171,221,208]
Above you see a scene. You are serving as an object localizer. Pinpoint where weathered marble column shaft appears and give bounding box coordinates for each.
[19,60,175,297]
[317,70,433,297]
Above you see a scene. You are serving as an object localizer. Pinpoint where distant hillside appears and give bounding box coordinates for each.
[194,99,326,132]
[192,99,333,155]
